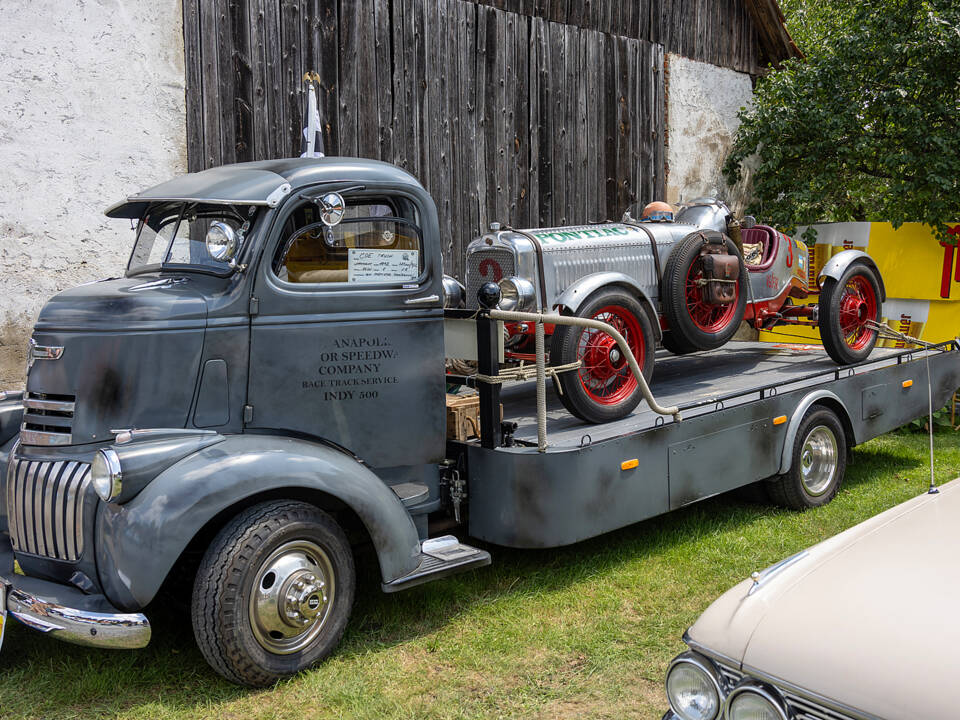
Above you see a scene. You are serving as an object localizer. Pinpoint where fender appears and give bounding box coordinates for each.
[818,250,887,302]
[95,434,421,611]
[778,390,855,475]
[553,272,662,341]
[0,392,24,449]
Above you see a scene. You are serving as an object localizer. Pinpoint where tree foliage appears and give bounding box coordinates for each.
[724,0,960,240]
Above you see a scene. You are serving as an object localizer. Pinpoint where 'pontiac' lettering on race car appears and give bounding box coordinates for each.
[534,226,631,244]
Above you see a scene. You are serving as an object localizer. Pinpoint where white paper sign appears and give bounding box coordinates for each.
[348,248,419,283]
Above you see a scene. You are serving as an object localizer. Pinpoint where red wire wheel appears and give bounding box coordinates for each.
[819,262,882,364]
[661,232,747,351]
[685,259,741,332]
[552,288,655,424]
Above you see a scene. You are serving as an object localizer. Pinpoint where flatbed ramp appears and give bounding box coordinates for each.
[500,342,908,447]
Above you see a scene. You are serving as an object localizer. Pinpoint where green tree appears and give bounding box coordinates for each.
[724,0,960,240]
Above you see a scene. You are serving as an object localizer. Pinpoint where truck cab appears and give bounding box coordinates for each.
[0,158,489,686]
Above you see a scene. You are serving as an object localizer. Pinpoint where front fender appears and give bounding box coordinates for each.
[553,272,662,340]
[778,390,854,475]
[96,434,421,610]
[0,392,24,449]
[818,250,886,301]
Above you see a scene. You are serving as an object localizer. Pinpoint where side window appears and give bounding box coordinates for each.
[274,197,423,285]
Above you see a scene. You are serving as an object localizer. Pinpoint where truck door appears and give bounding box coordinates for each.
[246,187,446,473]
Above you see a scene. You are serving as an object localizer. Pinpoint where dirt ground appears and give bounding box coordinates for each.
[0,318,29,389]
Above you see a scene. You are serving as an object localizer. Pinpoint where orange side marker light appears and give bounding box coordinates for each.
[902,380,914,388]
[621,458,639,471]
[773,415,788,426]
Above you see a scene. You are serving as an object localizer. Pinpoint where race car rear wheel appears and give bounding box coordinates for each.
[553,288,655,424]
[662,233,747,351]
[818,262,881,364]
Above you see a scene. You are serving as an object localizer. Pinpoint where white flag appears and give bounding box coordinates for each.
[300,81,324,159]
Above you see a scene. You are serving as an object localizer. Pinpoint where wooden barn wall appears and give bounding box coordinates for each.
[183,0,666,280]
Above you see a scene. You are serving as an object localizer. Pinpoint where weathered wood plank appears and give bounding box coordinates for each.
[356,0,378,157]
[279,0,303,158]
[229,0,254,162]
[513,11,531,228]
[534,16,552,225]
[338,0,359,157]
[199,0,222,168]
[183,0,204,171]
[373,0,393,161]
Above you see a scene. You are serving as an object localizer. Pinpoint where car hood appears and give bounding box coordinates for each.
[688,479,960,720]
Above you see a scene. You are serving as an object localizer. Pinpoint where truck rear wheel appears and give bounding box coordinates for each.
[552,288,655,424]
[192,500,355,687]
[662,233,747,351]
[767,407,847,510]
[818,262,882,364]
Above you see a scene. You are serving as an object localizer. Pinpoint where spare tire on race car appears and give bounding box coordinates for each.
[662,231,747,351]
[551,288,655,424]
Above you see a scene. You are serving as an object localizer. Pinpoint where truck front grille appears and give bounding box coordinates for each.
[466,248,516,308]
[6,457,90,561]
[20,392,75,446]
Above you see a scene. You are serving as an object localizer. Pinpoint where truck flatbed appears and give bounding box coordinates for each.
[499,341,906,447]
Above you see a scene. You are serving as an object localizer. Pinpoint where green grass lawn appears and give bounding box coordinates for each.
[2,429,958,720]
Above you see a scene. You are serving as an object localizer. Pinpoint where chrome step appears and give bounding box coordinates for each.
[382,535,491,592]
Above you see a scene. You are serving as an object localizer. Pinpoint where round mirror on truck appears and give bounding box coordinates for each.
[318,192,345,227]
[206,221,238,261]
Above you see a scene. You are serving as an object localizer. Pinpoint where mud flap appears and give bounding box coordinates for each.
[381,535,491,593]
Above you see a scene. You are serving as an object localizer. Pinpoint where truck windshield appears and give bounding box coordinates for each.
[127,203,256,276]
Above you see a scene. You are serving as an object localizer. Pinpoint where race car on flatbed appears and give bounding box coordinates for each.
[464,200,885,422]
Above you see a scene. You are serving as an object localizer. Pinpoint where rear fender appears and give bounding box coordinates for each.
[95,434,421,611]
[817,250,886,302]
[554,272,662,341]
[778,391,856,475]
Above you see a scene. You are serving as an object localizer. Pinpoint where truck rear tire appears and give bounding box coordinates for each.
[191,500,355,687]
[552,288,655,424]
[767,407,847,510]
[818,262,882,364]
[662,232,747,351]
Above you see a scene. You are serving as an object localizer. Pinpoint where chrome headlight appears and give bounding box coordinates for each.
[497,276,536,312]
[724,684,788,720]
[205,221,237,261]
[666,652,723,720]
[91,448,123,502]
[442,275,466,309]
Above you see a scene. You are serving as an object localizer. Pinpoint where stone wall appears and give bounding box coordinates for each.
[665,53,755,213]
[0,0,187,388]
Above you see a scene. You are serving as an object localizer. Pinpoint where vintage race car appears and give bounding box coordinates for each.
[464,200,886,423]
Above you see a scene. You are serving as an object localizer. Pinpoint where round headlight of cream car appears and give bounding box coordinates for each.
[725,685,788,720]
[205,221,237,262]
[91,448,122,502]
[666,653,723,720]
[497,276,536,312]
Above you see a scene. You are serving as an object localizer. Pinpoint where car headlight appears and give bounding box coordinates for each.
[91,448,123,502]
[666,652,723,720]
[442,275,465,309]
[497,276,536,312]
[724,684,788,720]
[205,221,237,262]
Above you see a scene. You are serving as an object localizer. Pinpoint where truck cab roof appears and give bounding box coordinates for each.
[105,157,426,219]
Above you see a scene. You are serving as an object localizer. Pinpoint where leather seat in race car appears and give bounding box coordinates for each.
[741,225,778,270]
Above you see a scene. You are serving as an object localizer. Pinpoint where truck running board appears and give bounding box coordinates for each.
[382,535,491,593]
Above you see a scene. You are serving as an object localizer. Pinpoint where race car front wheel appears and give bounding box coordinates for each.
[662,232,747,351]
[818,262,882,364]
[552,288,655,424]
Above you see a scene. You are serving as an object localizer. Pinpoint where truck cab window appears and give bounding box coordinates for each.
[273,197,423,285]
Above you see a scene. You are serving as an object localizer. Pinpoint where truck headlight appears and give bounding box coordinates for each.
[91,448,123,502]
[497,277,536,312]
[724,684,788,720]
[666,652,723,720]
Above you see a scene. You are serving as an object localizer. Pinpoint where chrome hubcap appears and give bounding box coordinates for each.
[249,540,335,655]
[800,425,838,496]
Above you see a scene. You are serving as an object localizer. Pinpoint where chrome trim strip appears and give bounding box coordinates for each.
[25,461,41,553]
[749,550,810,595]
[52,462,70,559]
[19,429,73,446]
[41,461,59,557]
[23,397,76,413]
[64,464,82,561]
[4,585,151,650]
[5,457,18,548]
[739,665,877,720]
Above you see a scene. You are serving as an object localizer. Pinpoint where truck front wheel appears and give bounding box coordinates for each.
[191,500,355,687]
[767,407,847,510]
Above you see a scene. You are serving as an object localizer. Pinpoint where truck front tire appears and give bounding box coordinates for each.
[191,500,355,687]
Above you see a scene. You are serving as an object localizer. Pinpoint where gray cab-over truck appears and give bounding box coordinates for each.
[1,158,958,686]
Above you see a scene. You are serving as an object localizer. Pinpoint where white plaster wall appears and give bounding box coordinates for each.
[0,0,187,386]
[665,53,754,212]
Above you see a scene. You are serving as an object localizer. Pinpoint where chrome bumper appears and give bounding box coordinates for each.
[0,534,150,650]
[4,583,151,649]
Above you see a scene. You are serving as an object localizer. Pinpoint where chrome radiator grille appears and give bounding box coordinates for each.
[713,659,858,720]
[6,457,91,561]
[20,392,76,446]
[466,248,516,308]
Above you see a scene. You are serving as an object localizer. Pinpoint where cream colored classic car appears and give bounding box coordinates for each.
[663,478,960,720]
